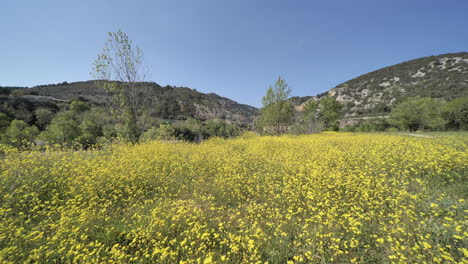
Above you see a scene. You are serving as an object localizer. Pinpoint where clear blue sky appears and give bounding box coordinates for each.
[1,0,467,107]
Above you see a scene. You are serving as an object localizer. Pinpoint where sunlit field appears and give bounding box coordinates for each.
[0,132,467,263]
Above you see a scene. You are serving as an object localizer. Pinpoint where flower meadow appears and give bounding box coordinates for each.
[0,132,467,263]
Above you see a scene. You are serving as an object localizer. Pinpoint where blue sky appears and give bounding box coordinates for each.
[1,0,467,107]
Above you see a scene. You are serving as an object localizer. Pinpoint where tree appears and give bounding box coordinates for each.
[70,100,90,113]
[318,96,343,131]
[34,108,55,129]
[39,111,81,147]
[75,112,104,148]
[389,97,445,132]
[92,30,147,143]
[302,100,321,133]
[258,76,294,134]
[140,123,177,142]
[5,120,39,148]
[441,97,468,130]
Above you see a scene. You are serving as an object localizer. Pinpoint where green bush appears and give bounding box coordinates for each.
[70,100,90,113]
[441,97,468,130]
[34,108,55,129]
[140,124,177,142]
[389,97,445,132]
[205,119,241,138]
[4,119,39,148]
[39,111,81,147]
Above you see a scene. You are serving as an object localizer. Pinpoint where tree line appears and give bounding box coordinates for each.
[1,30,467,150]
[0,99,241,150]
[256,76,343,135]
[257,76,467,135]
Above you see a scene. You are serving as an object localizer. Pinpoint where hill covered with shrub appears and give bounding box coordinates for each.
[1,81,259,126]
[291,52,468,118]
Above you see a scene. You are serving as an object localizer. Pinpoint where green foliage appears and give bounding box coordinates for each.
[173,118,205,142]
[355,119,389,132]
[74,113,104,148]
[205,119,241,138]
[441,97,468,130]
[318,96,343,131]
[389,97,446,132]
[2,97,35,123]
[259,76,294,134]
[34,108,55,129]
[4,119,39,148]
[70,100,90,113]
[39,111,81,147]
[0,113,10,134]
[140,123,177,142]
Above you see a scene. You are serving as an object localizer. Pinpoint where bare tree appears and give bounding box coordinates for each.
[92,30,147,143]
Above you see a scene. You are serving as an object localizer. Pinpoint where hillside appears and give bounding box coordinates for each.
[331,52,468,117]
[24,81,259,125]
[292,52,468,119]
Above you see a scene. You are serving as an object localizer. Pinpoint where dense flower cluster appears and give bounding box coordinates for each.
[0,132,466,263]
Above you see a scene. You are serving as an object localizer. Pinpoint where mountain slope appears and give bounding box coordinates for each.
[327,52,468,117]
[26,81,259,125]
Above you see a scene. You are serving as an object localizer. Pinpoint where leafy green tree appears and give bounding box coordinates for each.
[389,97,445,132]
[75,114,104,148]
[92,30,147,143]
[70,100,90,113]
[441,97,468,130]
[34,108,55,129]
[5,119,39,148]
[318,96,343,131]
[259,76,294,134]
[39,111,81,147]
[140,123,176,142]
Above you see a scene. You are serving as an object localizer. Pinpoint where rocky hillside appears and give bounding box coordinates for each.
[291,52,468,119]
[22,81,259,125]
[328,52,468,117]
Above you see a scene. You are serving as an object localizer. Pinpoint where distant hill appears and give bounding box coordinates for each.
[23,81,259,126]
[2,52,467,129]
[293,52,468,118]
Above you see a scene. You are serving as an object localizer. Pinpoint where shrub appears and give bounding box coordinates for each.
[4,119,39,148]
[140,124,177,142]
[389,97,445,131]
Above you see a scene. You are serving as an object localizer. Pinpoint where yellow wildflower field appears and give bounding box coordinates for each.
[0,132,467,263]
